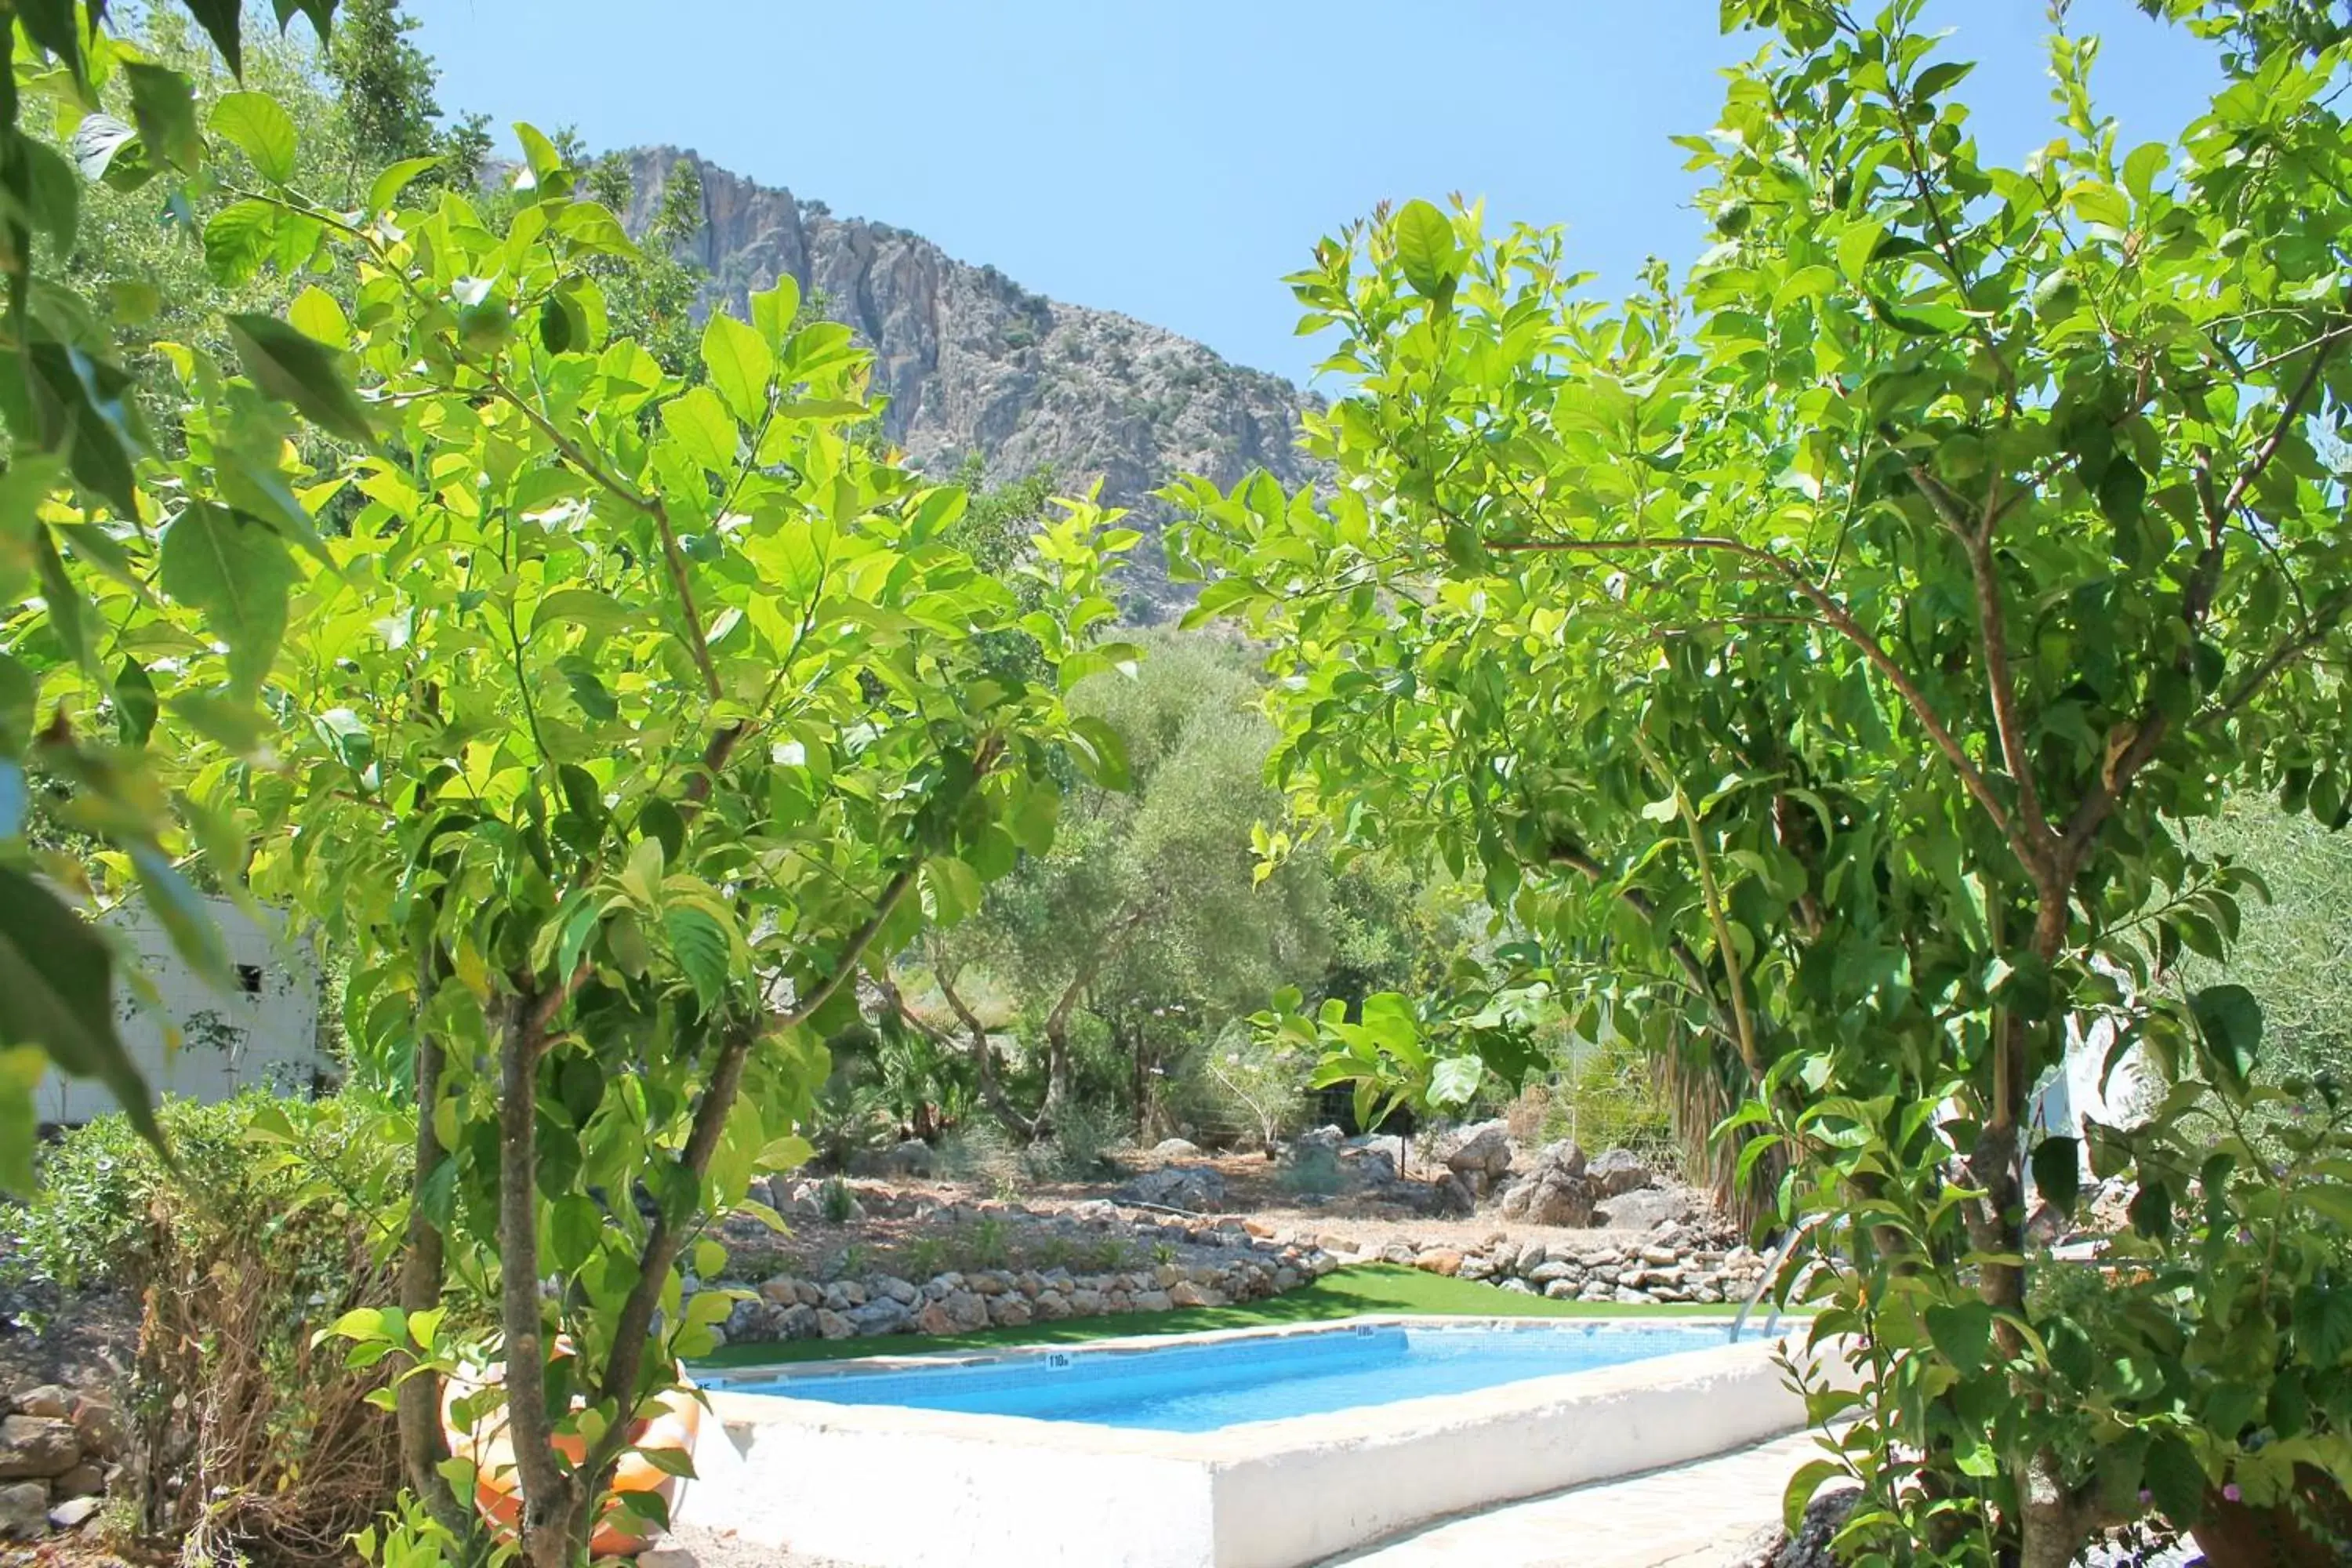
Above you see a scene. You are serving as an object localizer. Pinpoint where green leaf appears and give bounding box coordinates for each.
[132,845,232,990]
[202,199,278,286]
[1911,60,1974,100]
[209,91,299,183]
[287,285,350,349]
[659,386,738,474]
[661,907,730,1013]
[2190,982,2262,1087]
[2029,1135,2080,1218]
[122,63,204,174]
[1924,1300,1994,1370]
[1392,199,1461,298]
[0,868,164,1158]
[750,274,802,351]
[546,1195,604,1271]
[1066,715,1131,791]
[2143,1432,2207,1525]
[367,155,441,214]
[225,314,376,448]
[701,312,773,426]
[180,0,248,75]
[158,506,296,699]
[1428,1054,1483,1109]
[111,656,158,747]
[1784,1459,1846,1533]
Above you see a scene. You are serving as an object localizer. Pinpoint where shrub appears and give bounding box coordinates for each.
[1024,1097,1128,1181]
[8,1092,410,1564]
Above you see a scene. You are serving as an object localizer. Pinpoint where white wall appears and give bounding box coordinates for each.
[39,894,330,1124]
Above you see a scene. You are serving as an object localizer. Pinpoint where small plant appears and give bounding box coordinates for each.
[902,1236,949,1279]
[828,1243,869,1282]
[1151,1241,1178,1267]
[819,1176,858,1225]
[1087,1238,1133,1273]
[1036,1236,1073,1271]
[964,1216,1012,1272]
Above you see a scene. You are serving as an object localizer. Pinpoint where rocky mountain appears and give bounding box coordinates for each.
[620,148,1324,613]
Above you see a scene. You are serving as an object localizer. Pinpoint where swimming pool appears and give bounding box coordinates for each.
[708,1321,1735,1432]
[679,1316,1817,1568]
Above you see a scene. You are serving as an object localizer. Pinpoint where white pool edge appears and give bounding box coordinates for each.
[677,1316,1818,1568]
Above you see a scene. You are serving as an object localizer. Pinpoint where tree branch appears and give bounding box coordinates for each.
[1490,532,2021,850]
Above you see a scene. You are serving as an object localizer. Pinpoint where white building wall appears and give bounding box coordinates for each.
[38,895,331,1124]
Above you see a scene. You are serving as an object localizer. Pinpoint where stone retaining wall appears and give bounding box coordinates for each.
[1363,1224,1771,1307]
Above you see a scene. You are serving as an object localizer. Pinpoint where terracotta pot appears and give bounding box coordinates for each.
[2190,1468,2352,1568]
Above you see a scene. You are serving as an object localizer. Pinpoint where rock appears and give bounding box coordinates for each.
[1132,1289,1174,1313]
[988,1297,1033,1328]
[776,1303,819,1340]
[1499,1168,1596,1227]
[1439,1120,1515,1178]
[1068,1287,1104,1316]
[1294,1125,1345,1156]
[54,1464,102,1499]
[1150,1138,1203,1160]
[1769,1486,1861,1568]
[0,1417,79,1480]
[1595,1188,1697,1230]
[723,1298,776,1342]
[49,1494,102,1530]
[814,1308,855,1341]
[943,1290,989,1332]
[1528,1260,1577,1285]
[1167,1280,1227,1308]
[1533,1139,1589,1179]
[848,1298,913,1335]
[1543,1280,1581,1300]
[914,1302,957,1335]
[1341,1145,1399,1187]
[757,1275,800,1305]
[1588,1148,1653,1196]
[1379,1240,1417,1266]
[872,1275,920,1306]
[1116,1163,1227,1212]
[1415,1249,1465,1276]
[1613,1285,1653,1305]
[11,1388,68,1421]
[1033,1290,1073,1320]
[0,1481,45,1540]
[66,1398,118,1464]
[884,1138,935,1178]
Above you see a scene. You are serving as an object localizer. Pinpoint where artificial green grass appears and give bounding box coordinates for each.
[692,1263,1740,1370]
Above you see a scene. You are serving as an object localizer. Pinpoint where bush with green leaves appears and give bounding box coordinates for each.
[9,1091,410,1562]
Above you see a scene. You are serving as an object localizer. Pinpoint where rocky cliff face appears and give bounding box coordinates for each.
[622,148,1324,614]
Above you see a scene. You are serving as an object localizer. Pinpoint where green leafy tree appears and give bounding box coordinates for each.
[1174,0,2352,1559]
[906,630,1329,1139]
[1,3,353,1178]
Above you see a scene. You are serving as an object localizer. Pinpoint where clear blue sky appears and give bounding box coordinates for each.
[399,2,2217,387]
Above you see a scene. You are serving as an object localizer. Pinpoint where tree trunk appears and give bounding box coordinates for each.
[926,971,1039,1141]
[1040,974,1087,1136]
[494,988,583,1565]
[395,949,471,1537]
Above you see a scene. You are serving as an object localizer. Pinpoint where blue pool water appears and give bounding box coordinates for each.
[713,1323,1733,1433]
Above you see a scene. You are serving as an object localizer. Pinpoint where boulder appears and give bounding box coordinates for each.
[814,1308,855,1341]
[1294,1125,1345,1157]
[0,1416,79,1480]
[884,1138,935,1178]
[49,1494,103,1531]
[1723,1487,1860,1568]
[1439,1120,1515,1179]
[1588,1148,1653,1197]
[848,1298,913,1336]
[1167,1280,1227,1308]
[1341,1145,1399,1187]
[988,1297,1033,1328]
[1117,1163,1226,1212]
[1595,1187,1697,1230]
[1499,1167,1595,1227]
[1150,1137,1203,1160]
[1415,1249,1465,1276]
[11,1388,69,1421]
[1532,1139,1589,1179]
[0,1482,45,1541]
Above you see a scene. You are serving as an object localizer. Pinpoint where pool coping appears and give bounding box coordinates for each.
[694,1312,1803,1469]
